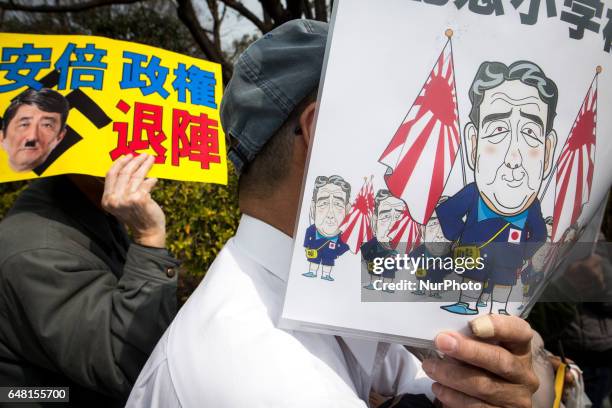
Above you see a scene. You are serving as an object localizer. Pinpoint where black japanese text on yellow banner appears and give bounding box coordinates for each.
[0,33,226,184]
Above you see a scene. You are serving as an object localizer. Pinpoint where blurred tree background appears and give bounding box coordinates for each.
[0,0,332,303]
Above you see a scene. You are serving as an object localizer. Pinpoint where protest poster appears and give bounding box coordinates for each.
[280,0,612,345]
[0,33,226,184]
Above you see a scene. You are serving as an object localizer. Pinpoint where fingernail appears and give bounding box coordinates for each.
[422,358,436,375]
[470,315,495,338]
[432,382,441,396]
[435,333,457,354]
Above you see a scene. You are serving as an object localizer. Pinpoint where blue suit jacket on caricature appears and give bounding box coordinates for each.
[409,244,450,284]
[360,237,398,279]
[304,224,350,266]
[436,182,547,284]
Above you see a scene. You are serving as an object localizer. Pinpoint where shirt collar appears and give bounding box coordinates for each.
[316,230,339,242]
[233,214,293,282]
[477,197,529,229]
[234,215,380,376]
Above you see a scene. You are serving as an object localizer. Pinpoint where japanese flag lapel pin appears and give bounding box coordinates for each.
[508,228,522,244]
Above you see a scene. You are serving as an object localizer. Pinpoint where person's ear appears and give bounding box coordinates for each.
[298,101,317,149]
[0,129,4,142]
[543,129,558,179]
[464,122,478,170]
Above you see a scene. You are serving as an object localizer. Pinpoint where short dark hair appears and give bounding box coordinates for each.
[238,90,317,199]
[312,175,351,205]
[468,61,558,134]
[2,88,69,132]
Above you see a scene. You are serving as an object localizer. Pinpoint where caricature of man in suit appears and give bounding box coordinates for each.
[437,61,558,315]
[361,189,405,292]
[303,175,351,281]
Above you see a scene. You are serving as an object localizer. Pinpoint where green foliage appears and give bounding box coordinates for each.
[153,173,240,277]
[0,182,28,219]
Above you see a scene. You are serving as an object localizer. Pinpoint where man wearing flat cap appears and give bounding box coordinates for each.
[127,20,544,408]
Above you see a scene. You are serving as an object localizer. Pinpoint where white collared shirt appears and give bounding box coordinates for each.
[126,215,434,407]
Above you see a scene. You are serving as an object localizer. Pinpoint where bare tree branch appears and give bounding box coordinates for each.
[0,0,332,84]
[302,0,312,19]
[314,0,326,21]
[218,0,270,33]
[262,2,271,28]
[207,0,222,55]
[176,0,232,83]
[260,0,288,25]
[286,0,301,20]
[219,2,227,22]
[0,0,144,12]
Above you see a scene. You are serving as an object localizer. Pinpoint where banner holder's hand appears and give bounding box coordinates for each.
[102,153,166,248]
[423,314,539,407]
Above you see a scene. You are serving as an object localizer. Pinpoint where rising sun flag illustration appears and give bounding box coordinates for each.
[387,208,422,255]
[551,67,599,242]
[379,30,462,226]
[340,177,375,253]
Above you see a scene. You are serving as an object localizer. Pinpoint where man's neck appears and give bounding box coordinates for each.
[239,190,299,238]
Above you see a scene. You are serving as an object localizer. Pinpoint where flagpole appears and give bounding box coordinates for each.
[539,66,601,202]
[447,28,467,187]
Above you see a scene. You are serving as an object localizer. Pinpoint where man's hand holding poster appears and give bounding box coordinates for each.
[0,33,226,184]
[280,0,612,344]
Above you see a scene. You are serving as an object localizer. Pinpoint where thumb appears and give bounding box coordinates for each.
[469,314,533,355]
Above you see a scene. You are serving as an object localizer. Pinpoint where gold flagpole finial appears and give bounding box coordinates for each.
[596,65,603,74]
[445,29,454,39]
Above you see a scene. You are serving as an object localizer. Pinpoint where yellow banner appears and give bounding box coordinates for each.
[0,33,226,184]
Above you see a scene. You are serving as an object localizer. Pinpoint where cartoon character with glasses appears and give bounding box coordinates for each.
[361,189,406,292]
[436,61,557,315]
[303,175,351,281]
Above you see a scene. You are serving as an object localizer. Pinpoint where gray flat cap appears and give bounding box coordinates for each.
[220,19,328,174]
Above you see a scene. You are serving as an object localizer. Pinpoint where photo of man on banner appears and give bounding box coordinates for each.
[1,88,68,173]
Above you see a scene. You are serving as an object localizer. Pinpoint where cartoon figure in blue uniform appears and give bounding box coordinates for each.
[437,61,558,315]
[361,190,406,292]
[303,175,351,281]
[410,197,452,298]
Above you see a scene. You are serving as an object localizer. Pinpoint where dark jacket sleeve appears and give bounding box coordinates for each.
[524,200,547,259]
[304,224,315,248]
[436,183,475,242]
[0,243,178,398]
